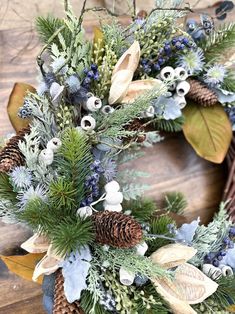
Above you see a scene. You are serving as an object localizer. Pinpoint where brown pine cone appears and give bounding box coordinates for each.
[125,119,146,142]
[186,78,218,107]
[92,210,143,248]
[0,127,30,173]
[53,270,83,314]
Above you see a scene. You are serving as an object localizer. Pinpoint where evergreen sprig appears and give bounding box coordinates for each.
[80,291,108,314]
[36,15,72,48]
[55,128,92,209]
[154,116,185,132]
[95,247,169,280]
[127,198,157,222]
[51,216,94,256]
[201,23,235,61]
[147,215,175,253]
[222,69,235,93]
[0,173,17,204]
[164,191,187,214]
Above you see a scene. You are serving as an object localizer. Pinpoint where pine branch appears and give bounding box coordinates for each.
[0,173,17,204]
[55,128,92,208]
[154,116,184,132]
[164,191,187,214]
[51,216,94,256]
[147,215,175,253]
[200,23,235,62]
[36,15,72,48]
[222,69,235,93]
[80,291,108,314]
[127,198,157,222]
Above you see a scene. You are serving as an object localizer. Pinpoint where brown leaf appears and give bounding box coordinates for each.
[227,304,235,312]
[7,82,35,132]
[182,102,232,163]
[1,253,45,284]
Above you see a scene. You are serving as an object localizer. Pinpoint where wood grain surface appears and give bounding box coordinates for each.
[0,2,233,313]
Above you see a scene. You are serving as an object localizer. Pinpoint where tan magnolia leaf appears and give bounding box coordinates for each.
[108,41,140,104]
[153,263,218,314]
[1,253,45,284]
[150,243,197,269]
[21,233,50,254]
[182,102,232,163]
[32,244,63,282]
[121,79,164,104]
[108,70,133,105]
[7,82,35,132]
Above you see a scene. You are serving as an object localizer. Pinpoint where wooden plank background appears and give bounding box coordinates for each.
[0,1,233,313]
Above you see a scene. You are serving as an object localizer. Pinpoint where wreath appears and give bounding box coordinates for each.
[1,1,235,313]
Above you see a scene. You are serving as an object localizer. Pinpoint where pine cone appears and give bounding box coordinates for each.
[125,119,146,143]
[186,78,218,106]
[53,270,83,314]
[0,127,30,173]
[92,210,143,248]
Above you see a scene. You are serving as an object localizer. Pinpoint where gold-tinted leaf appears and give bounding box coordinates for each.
[1,253,45,284]
[182,102,232,163]
[7,82,35,132]
[227,304,235,312]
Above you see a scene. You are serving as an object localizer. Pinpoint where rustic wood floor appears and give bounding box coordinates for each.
[0,1,233,313]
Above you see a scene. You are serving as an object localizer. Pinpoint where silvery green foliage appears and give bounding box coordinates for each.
[118,169,149,184]
[142,131,163,148]
[153,0,186,20]
[190,203,231,267]
[214,88,235,104]
[175,218,200,244]
[50,10,91,76]
[122,183,149,201]
[18,126,54,185]
[0,199,17,224]
[62,246,92,303]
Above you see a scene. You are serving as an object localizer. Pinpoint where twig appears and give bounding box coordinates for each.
[64,0,69,12]
[78,0,88,25]
[84,6,121,17]
[133,0,136,19]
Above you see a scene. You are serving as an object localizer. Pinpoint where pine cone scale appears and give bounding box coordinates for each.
[186,78,218,107]
[0,127,30,173]
[92,210,143,248]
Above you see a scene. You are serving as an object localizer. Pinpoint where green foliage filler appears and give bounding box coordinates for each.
[127,198,157,222]
[201,23,235,61]
[147,215,175,253]
[222,69,235,93]
[0,172,17,204]
[164,191,187,214]
[54,128,92,209]
[154,116,185,132]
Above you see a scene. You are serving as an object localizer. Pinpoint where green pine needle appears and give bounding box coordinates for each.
[51,216,94,256]
[36,15,72,48]
[49,178,77,212]
[154,116,185,133]
[147,215,175,253]
[80,291,108,314]
[200,23,235,62]
[164,191,187,214]
[55,128,92,207]
[127,198,157,222]
[222,69,235,93]
[0,173,17,204]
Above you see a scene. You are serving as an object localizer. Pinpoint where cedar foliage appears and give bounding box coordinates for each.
[154,116,184,133]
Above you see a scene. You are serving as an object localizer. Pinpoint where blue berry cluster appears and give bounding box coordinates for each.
[81,160,104,206]
[204,227,235,267]
[141,36,193,74]
[18,100,33,119]
[82,64,99,90]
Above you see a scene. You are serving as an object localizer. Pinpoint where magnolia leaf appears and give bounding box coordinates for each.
[1,253,45,284]
[182,102,232,163]
[227,305,235,312]
[7,82,35,132]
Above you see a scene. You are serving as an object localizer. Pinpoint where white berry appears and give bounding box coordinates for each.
[76,206,92,219]
[47,138,62,151]
[39,149,54,166]
[81,116,96,131]
[105,191,123,205]
[104,180,120,193]
[103,201,122,212]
